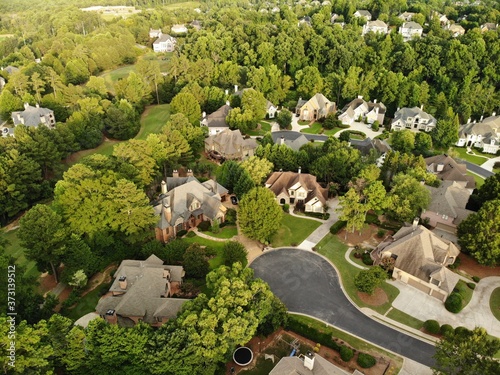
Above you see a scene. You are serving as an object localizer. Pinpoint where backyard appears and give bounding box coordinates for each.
[182,233,226,269]
[1,228,38,279]
[270,214,322,248]
[246,121,272,136]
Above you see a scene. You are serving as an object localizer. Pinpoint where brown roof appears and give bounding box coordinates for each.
[204,128,257,158]
[425,181,474,225]
[206,104,231,128]
[265,171,327,205]
[425,154,475,189]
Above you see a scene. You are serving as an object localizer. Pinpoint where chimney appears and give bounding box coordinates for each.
[225,89,229,96]
[298,166,301,174]
[280,136,285,145]
[161,180,167,194]
[412,217,419,227]
[105,309,117,324]
[187,169,194,177]
[373,99,377,103]
[436,163,444,172]
[118,276,127,290]
[165,203,172,222]
[420,104,424,110]
[24,103,29,109]
[202,111,206,119]
[304,352,315,371]
[420,179,425,185]
[299,97,302,102]
[480,115,484,122]
[375,107,379,115]
[357,95,363,99]
[35,103,39,108]
[226,100,230,106]
[467,118,471,124]
[172,169,179,178]
[234,84,238,93]
[493,112,497,117]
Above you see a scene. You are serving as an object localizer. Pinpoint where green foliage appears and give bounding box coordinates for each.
[276,109,292,129]
[340,345,354,362]
[357,352,376,368]
[238,187,283,243]
[445,292,463,313]
[354,266,387,295]
[467,282,476,290]
[282,203,290,213]
[439,324,454,337]
[371,121,380,131]
[391,130,415,154]
[286,317,341,352]
[387,173,431,223]
[330,220,347,234]
[423,320,441,334]
[170,92,201,126]
[183,243,209,279]
[222,241,248,267]
[362,253,374,265]
[472,276,480,283]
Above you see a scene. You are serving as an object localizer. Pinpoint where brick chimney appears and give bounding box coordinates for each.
[118,276,127,290]
[187,169,194,177]
[172,170,179,178]
[105,309,117,324]
[161,180,167,194]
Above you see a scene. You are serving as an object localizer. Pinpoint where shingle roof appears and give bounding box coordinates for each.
[393,107,436,125]
[459,115,500,138]
[204,128,257,158]
[205,104,231,128]
[269,354,348,374]
[153,33,176,45]
[425,181,473,224]
[12,104,55,127]
[265,171,328,206]
[425,154,475,189]
[402,21,423,30]
[298,93,335,117]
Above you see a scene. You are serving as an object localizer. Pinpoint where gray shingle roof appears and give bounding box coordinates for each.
[425,181,473,225]
[12,104,55,128]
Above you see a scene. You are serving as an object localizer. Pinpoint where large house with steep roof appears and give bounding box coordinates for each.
[201,103,231,135]
[153,172,228,242]
[353,10,372,21]
[273,133,309,151]
[295,93,335,122]
[390,106,436,132]
[12,103,56,129]
[95,254,188,327]
[270,351,357,374]
[425,154,475,190]
[204,128,257,160]
[372,224,460,302]
[455,115,500,154]
[153,33,177,52]
[399,21,423,41]
[265,171,328,213]
[338,96,386,125]
[362,20,388,35]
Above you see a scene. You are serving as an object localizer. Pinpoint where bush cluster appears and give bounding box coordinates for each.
[472,276,480,283]
[340,345,354,362]
[445,292,463,313]
[330,220,347,234]
[423,320,441,334]
[357,353,376,368]
[467,282,476,290]
[286,318,340,351]
[361,253,374,265]
[440,324,454,336]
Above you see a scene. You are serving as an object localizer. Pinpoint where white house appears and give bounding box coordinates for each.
[391,106,437,132]
[398,12,416,21]
[446,23,466,37]
[200,103,231,136]
[354,10,372,21]
[153,33,177,53]
[12,103,56,129]
[170,24,187,34]
[338,96,386,125]
[362,20,388,35]
[149,28,162,38]
[399,21,423,41]
[456,115,500,154]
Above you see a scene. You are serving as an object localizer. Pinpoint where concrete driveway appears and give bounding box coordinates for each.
[250,248,436,367]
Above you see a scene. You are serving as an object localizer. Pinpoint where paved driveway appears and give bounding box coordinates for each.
[250,248,436,367]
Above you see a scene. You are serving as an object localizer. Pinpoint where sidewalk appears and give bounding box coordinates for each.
[480,155,500,172]
[298,199,339,250]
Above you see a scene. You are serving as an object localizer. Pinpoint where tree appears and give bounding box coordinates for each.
[104,99,140,140]
[170,92,201,126]
[226,107,254,133]
[414,132,433,156]
[164,113,206,154]
[0,89,23,119]
[233,169,255,198]
[457,199,500,266]
[337,188,365,236]
[339,130,350,143]
[468,173,500,211]
[363,180,388,217]
[390,130,415,153]
[86,76,108,98]
[387,174,431,222]
[241,88,267,123]
[68,269,88,289]
[295,66,324,98]
[240,156,273,185]
[432,108,459,148]
[18,204,67,283]
[354,266,387,295]
[113,139,158,188]
[433,327,500,375]
[276,109,292,129]
[114,72,151,111]
[222,241,248,267]
[238,187,283,243]
[183,243,209,279]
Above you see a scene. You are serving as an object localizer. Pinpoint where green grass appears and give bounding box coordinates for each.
[467,171,485,188]
[182,234,226,269]
[300,122,323,134]
[289,314,403,371]
[490,288,500,322]
[246,121,272,136]
[450,147,490,165]
[136,104,170,140]
[203,226,238,239]
[298,120,310,125]
[0,34,15,41]
[386,308,424,330]
[270,214,321,248]
[64,287,103,321]
[1,228,39,279]
[316,234,400,315]
[99,65,135,93]
[164,1,201,10]
[323,127,344,136]
[455,280,474,309]
[65,140,121,166]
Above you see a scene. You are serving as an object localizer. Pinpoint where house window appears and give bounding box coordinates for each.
[290,191,294,196]
[280,198,286,204]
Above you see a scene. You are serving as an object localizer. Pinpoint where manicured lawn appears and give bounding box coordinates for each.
[1,228,39,279]
[386,308,424,330]
[246,121,272,136]
[490,288,500,322]
[136,104,170,140]
[455,280,474,309]
[300,122,322,134]
[164,1,201,10]
[324,127,344,136]
[270,214,321,248]
[467,171,485,188]
[203,226,238,239]
[182,234,226,270]
[65,140,121,166]
[99,65,135,93]
[450,147,490,165]
[298,120,310,125]
[64,287,103,321]
[316,234,400,315]
[289,314,403,371]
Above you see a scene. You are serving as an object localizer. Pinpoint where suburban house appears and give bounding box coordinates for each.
[265,171,328,213]
[338,96,386,125]
[425,154,476,191]
[95,254,188,327]
[456,115,500,154]
[446,23,466,37]
[295,93,335,122]
[362,20,389,35]
[330,13,340,23]
[390,106,437,132]
[398,12,416,21]
[353,10,372,21]
[204,128,257,160]
[421,181,474,234]
[372,224,460,302]
[399,21,423,41]
[349,137,391,157]
[190,20,202,30]
[272,133,309,151]
[12,103,56,129]
[2,65,20,75]
[432,12,449,27]
[149,28,162,38]
[298,16,312,27]
[153,33,177,52]
[200,103,231,135]
[270,351,361,375]
[171,24,188,34]
[153,171,228,242]
[481,23,498,33]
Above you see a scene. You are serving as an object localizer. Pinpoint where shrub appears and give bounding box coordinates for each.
[423,320,441,334]
[362,252,374,265]
[445,292,463,313]
[472,276,480,283]
[377,229,386,238]
[467,282,476,290]
[198,221,211,231]
[365,213,379,224]
[176,230,187,238]
[357,353,376,368]
[454,326,471,338]
[330,220,347,234]
[225,208,237,224]
[440,324,454,337]
[283,203,290,213]
[448,256,461,269]
[286,317,340,351]
[371,121,380,131]
[340,345,354,362]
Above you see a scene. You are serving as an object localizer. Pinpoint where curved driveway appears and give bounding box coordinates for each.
[250,248,436,367]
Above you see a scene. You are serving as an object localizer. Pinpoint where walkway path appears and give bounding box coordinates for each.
[190,227,236,242]
[480,155,500,172]
[298,199,339,250]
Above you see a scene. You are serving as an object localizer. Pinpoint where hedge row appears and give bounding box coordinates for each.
[330,220,347,234]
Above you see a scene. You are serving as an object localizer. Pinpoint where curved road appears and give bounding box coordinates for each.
[250,248,436,367]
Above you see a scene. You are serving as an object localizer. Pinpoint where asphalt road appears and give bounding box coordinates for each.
[461,160,494,179]
[271,130,328,142]
[250,248,436,367]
